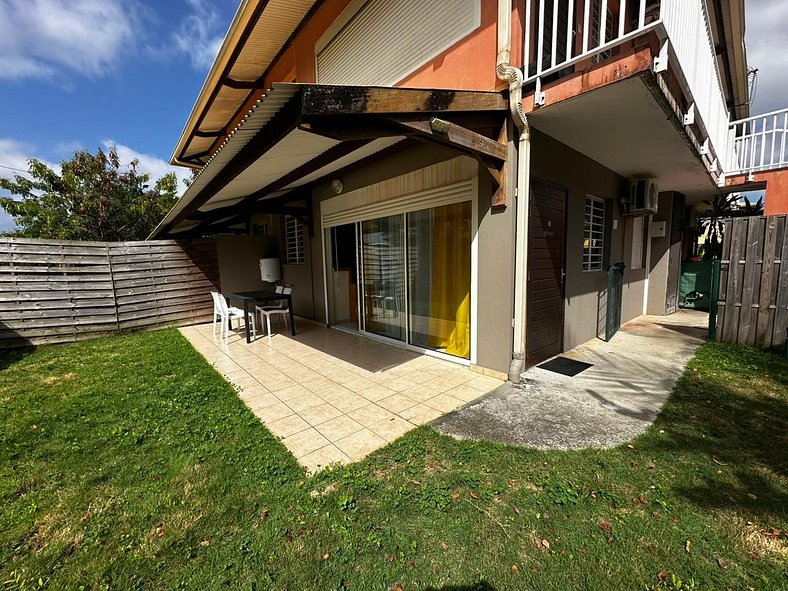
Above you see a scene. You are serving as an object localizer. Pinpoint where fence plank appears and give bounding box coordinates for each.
[737,217,763,344]
[0,237,219,348]
[719,215,788,350]
[773,216,788,348]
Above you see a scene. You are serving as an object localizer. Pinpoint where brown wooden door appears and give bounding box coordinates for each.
[527,181,567,366]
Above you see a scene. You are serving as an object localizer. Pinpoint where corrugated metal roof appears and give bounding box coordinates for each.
[173,0,318,165]
[150,83,301,237]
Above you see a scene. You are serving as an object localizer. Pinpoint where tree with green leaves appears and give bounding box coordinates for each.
[0,147,178,241]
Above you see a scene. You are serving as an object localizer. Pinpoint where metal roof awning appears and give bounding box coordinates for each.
[151,83,509,238]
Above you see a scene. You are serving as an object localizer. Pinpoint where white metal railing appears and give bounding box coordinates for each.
[659,0,729,173]
[523,0,662,88]
[727,108,788,177]
[523,0,730,171]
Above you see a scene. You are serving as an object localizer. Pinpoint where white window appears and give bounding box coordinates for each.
[285,216,304,264]
[583,196,606,271]
[629,216,645,270]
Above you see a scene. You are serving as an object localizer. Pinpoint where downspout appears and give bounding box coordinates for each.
[497,0,531,382]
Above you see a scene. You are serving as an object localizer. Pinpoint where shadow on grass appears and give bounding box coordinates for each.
[645,344,788,518]
[0,347,35,372]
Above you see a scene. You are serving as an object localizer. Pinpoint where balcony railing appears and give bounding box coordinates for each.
[523,0,729,170]
[727,108,788,178]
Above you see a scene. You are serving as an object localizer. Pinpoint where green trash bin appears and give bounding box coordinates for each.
[679,260,713,311]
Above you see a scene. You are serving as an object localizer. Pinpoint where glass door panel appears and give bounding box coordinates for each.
[360,214,406,341]
[327,223,359,330]
[407,202,472,359]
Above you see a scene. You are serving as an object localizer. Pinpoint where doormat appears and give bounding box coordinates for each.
[537,356,593,377]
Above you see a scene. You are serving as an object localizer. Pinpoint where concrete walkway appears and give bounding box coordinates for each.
[433,310,708,449]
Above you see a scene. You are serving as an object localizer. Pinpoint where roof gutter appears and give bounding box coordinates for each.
[497,0,531,383]
[170,0,258,168]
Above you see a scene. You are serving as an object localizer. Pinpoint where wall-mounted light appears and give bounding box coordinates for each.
[330,179,344,194]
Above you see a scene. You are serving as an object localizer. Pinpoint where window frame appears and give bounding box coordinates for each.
[582,195,606,272]
[285,215,305,265]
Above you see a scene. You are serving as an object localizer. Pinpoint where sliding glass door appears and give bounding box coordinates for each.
[326,199,472,360]
[407,202,472,359]
[360,214,406,341]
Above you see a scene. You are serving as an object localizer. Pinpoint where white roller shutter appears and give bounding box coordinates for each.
[322,179,474,228]
[316,0,481,86]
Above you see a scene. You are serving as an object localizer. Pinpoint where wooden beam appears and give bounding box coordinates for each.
[160,94,301,235]
[302,85,508,117]
[387,117,507,162]
[222,77,264,90]
[301,120,405,141]
[491,120,510,207]
[193,128,226,138]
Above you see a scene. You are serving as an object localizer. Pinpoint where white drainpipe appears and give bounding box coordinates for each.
[497,0,531,382]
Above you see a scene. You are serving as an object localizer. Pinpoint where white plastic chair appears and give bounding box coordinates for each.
[210,291,256,342]
[256,286,292,342]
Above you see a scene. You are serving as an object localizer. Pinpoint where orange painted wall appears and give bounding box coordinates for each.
[221,0,511,152]
[262,0,507,90]
[726,169,788,215]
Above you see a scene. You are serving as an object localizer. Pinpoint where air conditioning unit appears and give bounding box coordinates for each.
[622,178,659,216]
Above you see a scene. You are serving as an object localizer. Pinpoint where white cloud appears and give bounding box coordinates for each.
[0,0,144,80]
[745,0,788,115]
[173,0,225,70]
[102,140,191,193]
[0,139,60,232]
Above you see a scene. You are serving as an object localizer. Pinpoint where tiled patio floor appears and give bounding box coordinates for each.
[179,320,503,472]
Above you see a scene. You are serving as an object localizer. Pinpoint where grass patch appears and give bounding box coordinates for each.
[1,330,786,590]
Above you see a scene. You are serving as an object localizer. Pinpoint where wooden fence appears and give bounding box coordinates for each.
[717,215,788,349]
[0,238,220,349]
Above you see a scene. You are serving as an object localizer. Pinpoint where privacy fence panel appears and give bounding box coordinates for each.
[717,215,788,349]
[0,238,219,349]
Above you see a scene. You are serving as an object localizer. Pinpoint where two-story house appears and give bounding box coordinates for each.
[151,0,751,381]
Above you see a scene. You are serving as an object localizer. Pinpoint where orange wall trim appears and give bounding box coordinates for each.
[520,45,655,114]
[726,169,788,216]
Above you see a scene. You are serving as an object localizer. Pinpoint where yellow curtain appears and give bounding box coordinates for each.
[428,202,471,359]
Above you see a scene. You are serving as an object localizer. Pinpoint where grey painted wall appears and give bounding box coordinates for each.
[529,129,645,351]
[216,235,276,293]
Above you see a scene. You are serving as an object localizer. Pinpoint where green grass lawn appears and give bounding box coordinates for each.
[1,330,786,591]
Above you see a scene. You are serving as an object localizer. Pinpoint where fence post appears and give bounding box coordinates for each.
[708,259,721,341]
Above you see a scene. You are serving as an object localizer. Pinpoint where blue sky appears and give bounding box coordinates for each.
[0,0,239,230]
[0,0,785,232]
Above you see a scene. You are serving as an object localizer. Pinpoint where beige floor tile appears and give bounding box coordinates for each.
[368,415,415,443]
[444,384,487,403]
[253,401,294,423]
[465,375,503,392]
[316,415,364,442]
[357,385,396,402]
[399,404,443,425]
[424,393,465,413]
[261,376,299,393]
[266,414,311,438]
[384,378,420,393]
[377,393,419,414]
[227,374,261,390]
[398,385,444,403]
[284,393,325,413]
[282,428,331,458]
[334,428,387,461]
[329,392,370,413]
[243,391,280,410]
[347,404,396,428]
[299,403,343,426]
[272,384,315,402]
[300,445,352,474]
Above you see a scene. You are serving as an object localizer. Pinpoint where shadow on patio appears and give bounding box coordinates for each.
[180,318,503,472]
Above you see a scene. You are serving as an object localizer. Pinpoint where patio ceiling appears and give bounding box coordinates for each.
[151,83,509,239]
